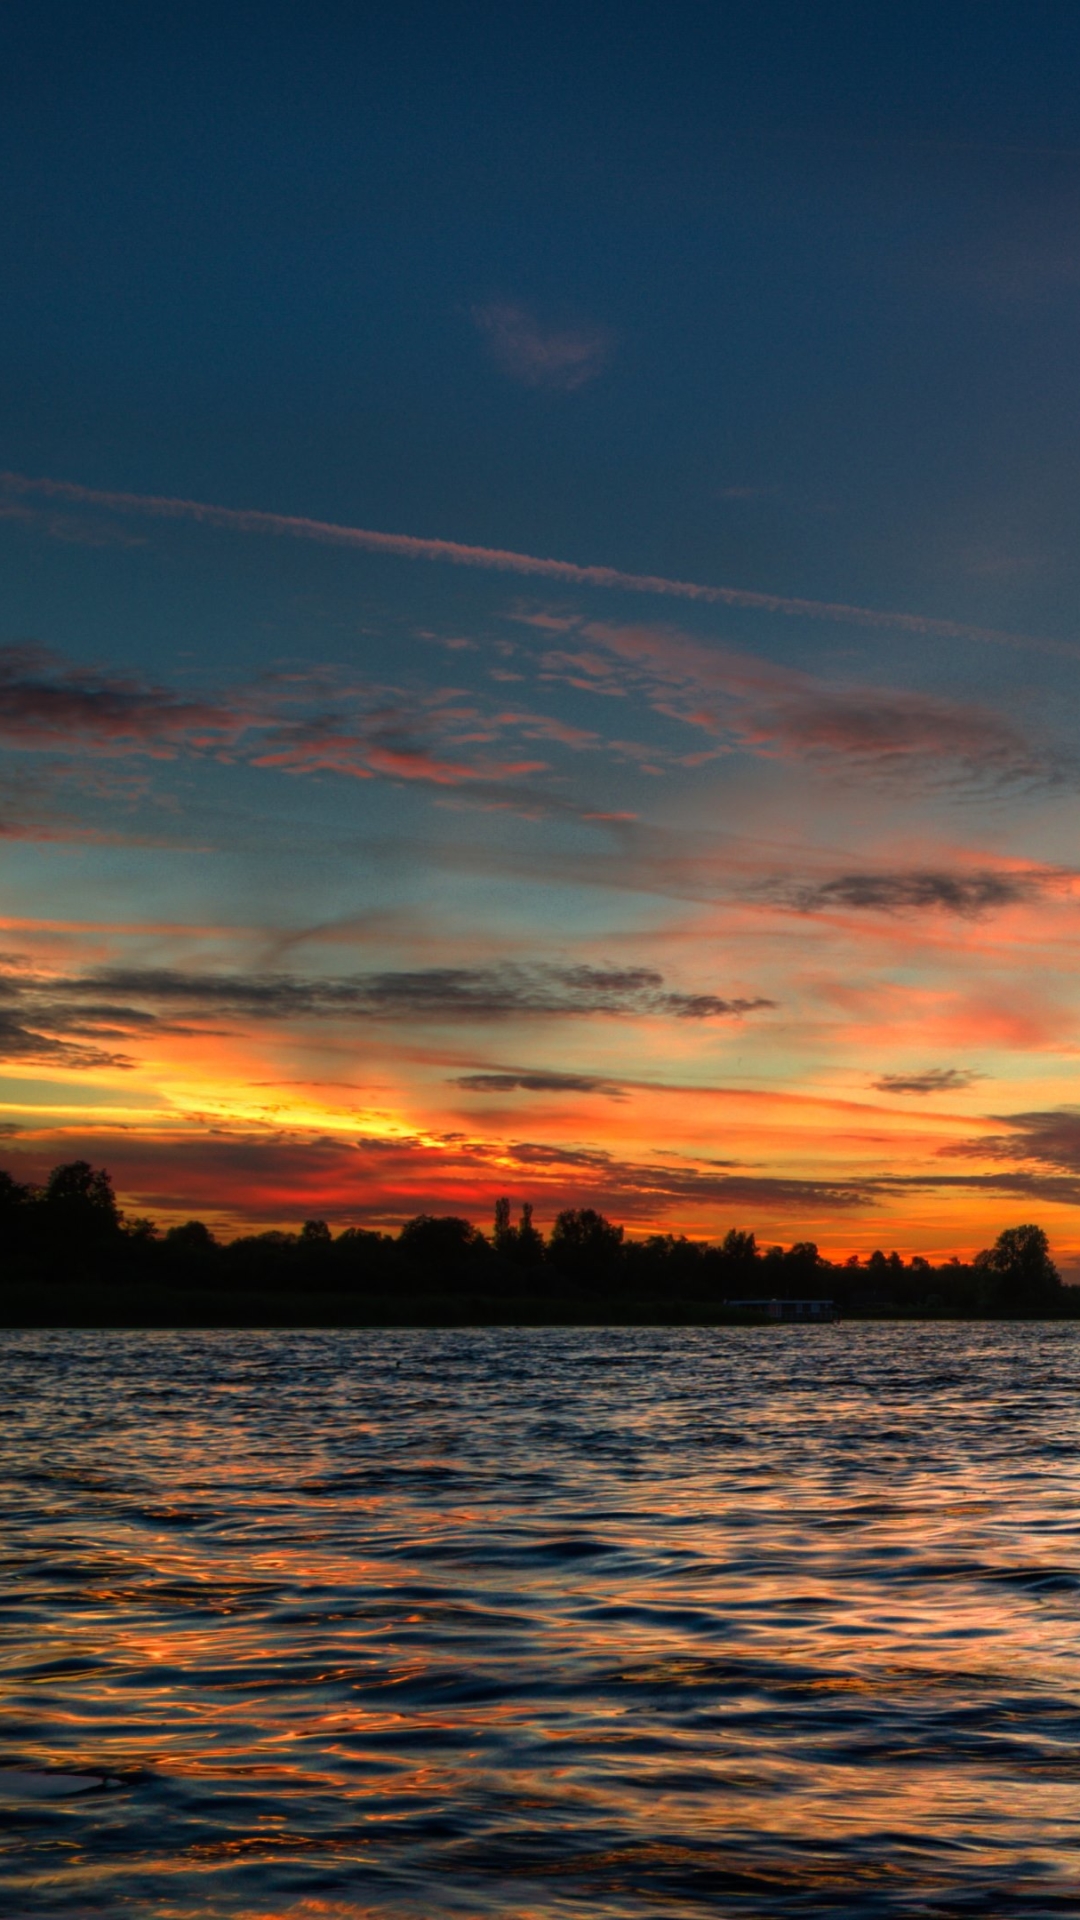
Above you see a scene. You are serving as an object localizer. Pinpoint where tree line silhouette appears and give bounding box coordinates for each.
[0,1159,1072,1320]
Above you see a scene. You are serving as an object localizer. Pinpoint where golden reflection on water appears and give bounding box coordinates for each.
[3,1325,1080,1917]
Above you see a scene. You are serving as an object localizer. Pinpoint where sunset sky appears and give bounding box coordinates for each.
[4,3,1080,1260]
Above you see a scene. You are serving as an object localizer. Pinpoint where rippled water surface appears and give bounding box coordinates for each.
[3,1325,1080,1917]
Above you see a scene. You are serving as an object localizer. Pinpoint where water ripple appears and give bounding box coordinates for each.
[2,1324,1080,1916]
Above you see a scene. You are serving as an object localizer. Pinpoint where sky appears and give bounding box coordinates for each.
[4,1,1080,1260]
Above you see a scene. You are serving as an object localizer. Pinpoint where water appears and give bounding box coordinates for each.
[2,1325,1080,1918]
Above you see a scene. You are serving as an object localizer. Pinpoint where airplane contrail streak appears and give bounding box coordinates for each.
[0,469,1066,653]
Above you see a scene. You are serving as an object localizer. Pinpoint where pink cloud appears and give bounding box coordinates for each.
[493,709,599,749]
[362,745,547,785]
[564,622,1056,789]
[0,651,568,803]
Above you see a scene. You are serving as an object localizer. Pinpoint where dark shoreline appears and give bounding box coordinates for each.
[3,1286,1078,1330]
[2,1164,1071,1326]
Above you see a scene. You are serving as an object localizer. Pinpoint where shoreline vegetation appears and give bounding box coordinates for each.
[0,1161,1075,1328]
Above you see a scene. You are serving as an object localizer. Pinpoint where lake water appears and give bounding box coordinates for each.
[2,1324,1080,1918]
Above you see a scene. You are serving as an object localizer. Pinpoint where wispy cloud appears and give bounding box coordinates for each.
[546,621,1060,791]
[0,648,589,812]
[0,471,1061,652]
[9,637,1049,807]
[471,302,613,390]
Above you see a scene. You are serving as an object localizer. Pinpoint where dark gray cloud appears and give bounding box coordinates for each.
[0,1007,130,1070]
[455,1070,624,1097]
[940,1108,1080,1176]
[662,992,772,1018]
[63,963,773,1023]
[885,1167,1080,1206]
[504,1144,872,1209]
[874,1068,981,1094]
[0,960,776,1063]
[779,870,1033,916]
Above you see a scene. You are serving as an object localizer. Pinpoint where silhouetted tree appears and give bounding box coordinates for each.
[397,1214,490,1286]
[277,1217,331,1292]
[548,1207,624,1283]
[44,1160,119,1228]
[36,1161,122,1275]
[492,1198,545,1269]
[974,1223,1061,1311]
[516,1201,544,1267]
[222,1229,298,1292]
[166,1219,218,1256]
[721,1228,758,1264]
[162,1219,218,1284]
[0,1150,1068,1323]
[0,1169,33,1272]
[493,1196,514,1255]
[782,1240,823,1292]
[0,1170,31,1214]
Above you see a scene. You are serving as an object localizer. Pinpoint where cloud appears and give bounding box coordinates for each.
[0,1006,130,1071]
[249,706,549,791]
[496,1140,872,1213]
[563,623,1059,791]
[0,961,776,1055]
[0,646,238,756]
[873,1068,981,1095]
[663,992,772,1018]
[886,1168,1080,1207]
[0,1125,876,1229]
[10,1105,1080,1230]
[0,649,596,818]
[11,637,1052,823]
[454,1070,625,1098]
[471,303,613,390]
[781,871,1035,916]
[941,1108,1080,1176]
[0,471,1061,653]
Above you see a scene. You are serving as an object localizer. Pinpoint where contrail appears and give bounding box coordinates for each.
[0,468,1062,652]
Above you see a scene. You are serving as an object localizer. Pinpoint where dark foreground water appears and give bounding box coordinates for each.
[2,1326,1080,1919]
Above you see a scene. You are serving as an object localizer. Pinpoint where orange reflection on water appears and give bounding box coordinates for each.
[5,1325,1080,1918]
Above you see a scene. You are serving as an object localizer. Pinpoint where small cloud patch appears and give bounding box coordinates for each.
[874,1068,981,1095]
[471,303,613,391]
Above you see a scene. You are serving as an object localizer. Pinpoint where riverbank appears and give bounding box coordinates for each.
[3,1284,1078,1328]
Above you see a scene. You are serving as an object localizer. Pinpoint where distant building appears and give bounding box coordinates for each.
[724,1298,836,1322]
